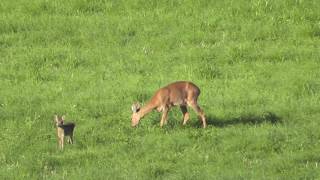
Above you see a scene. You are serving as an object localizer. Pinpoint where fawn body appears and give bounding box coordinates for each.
[131,81,207,128]
[54,115,75,149]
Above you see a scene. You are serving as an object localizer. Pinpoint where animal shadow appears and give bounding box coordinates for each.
[206,112,282,127]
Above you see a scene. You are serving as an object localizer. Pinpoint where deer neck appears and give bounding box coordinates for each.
[138,101,157,118]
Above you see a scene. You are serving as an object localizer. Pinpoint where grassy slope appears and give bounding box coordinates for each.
[0,0,320,179]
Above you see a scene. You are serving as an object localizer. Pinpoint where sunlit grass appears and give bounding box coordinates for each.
[0,0,320,179]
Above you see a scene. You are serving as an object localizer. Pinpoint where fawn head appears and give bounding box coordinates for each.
[131,102,141,127]
[54,115,65,127]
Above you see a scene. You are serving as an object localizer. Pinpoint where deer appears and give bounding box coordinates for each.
[54,115,76,149]
[131,81,207,128]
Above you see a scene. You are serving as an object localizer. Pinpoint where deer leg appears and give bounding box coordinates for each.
[189,102,207,128]
[160,107,169,127]
[180,105,190,125]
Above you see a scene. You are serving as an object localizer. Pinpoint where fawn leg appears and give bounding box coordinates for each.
[60,136,64,149]
[69,135,74,144]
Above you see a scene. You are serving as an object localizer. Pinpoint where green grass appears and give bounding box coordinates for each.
[1,0,320,179]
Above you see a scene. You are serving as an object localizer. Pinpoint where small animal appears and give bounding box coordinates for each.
[54,115,76,149]
[131,81,207,128]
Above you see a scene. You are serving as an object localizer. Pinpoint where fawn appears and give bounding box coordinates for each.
[54,115,76,149]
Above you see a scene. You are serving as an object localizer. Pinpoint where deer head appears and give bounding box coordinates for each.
[131,102,141,127]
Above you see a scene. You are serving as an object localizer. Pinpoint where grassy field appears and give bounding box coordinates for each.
[1,0,320,179]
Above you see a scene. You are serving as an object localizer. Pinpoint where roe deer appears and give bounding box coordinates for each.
[131,81,207,128]
[54,115,76,149]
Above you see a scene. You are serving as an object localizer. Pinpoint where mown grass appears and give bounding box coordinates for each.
[0,0,320,179]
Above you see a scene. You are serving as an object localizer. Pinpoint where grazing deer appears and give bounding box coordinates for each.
[54,115,76,149]
[131,81,207,128]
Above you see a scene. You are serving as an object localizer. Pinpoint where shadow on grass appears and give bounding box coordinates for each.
[206,112,282,128]
[149,112,282,129]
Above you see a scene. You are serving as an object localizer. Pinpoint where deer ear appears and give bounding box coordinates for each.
[61,115,65,121]
[136,103,141,112]
[131,104,137,112]
[131,103,141,113]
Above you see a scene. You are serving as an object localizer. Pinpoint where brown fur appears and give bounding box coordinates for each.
[131,81,207,128]
[54,115,76,149]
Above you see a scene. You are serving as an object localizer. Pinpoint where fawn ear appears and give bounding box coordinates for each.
[61,115,65,121]
[131,102,141,113]
[54,115,58,122]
